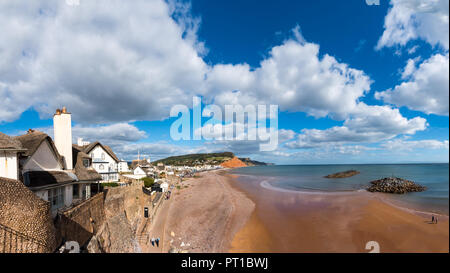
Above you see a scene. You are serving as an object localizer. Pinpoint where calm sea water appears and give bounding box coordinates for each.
[230,164,449,214]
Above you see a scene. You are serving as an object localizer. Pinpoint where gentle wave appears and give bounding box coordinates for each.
[259,180,363,195]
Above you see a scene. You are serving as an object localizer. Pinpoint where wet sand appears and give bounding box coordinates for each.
[144,170,448,253]
[228,173,449,253]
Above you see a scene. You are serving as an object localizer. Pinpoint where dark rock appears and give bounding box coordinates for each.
[367,177,427,194]
[325,170,360,178]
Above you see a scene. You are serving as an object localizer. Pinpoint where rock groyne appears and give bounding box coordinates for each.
[367,177,427,194]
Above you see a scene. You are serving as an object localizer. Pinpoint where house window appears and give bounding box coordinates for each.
[83,159,90,168]
[73,184,79,199]
[91,153,94,158]
[101,153,105,160]
[72,184,80,199]
[48,187,64,210]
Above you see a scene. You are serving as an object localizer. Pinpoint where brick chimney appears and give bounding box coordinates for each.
[53,107,73,170]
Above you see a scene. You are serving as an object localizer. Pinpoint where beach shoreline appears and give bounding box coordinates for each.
[226,171,449,253]
[143,168,448,253]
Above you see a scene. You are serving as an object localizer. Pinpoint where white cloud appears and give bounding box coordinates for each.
[32,123,147,145]
[376,53,449,116]
[380,139,449,151]
[208,35,372,120]
[377,0,449,50]
[72,123,147,143]
[286,104,427,148]
[0,0,208,123]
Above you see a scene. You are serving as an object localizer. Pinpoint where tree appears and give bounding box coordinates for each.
[141,177,155,188]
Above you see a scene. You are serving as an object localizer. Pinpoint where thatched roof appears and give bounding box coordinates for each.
[14,130,64,167]
[72,145,102,181]
[82,141,120,163]
[0,132,24,150]
[24,171,75,188]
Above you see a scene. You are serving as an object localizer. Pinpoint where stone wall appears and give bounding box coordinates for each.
[55,192,105,248]
[0,177,58,252]
[87,180,152,253]
[119,174,139,184]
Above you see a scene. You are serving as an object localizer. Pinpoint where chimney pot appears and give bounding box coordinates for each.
[56,109,61,115]
[62,106,67,114]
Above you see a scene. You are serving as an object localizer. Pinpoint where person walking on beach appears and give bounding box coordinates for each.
[151,237,155,246]
[436,217,438,224]
[156,237,160,247]
[432,215,435,223]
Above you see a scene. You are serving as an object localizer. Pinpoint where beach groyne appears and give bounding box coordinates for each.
[367,177,427,194]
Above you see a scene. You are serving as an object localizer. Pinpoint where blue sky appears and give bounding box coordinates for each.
[0,0,448,164]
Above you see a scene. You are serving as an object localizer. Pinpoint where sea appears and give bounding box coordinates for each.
[230,164,449,215]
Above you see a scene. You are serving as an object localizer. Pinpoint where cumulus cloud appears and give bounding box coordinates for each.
[376,0,449,50]
[32,123,147,145]
[208,36,372,120]
[72,123,147,143]
[0,0,208,123]
[376,53,449,116]
[380,139,449,151]
[286,104,427,148]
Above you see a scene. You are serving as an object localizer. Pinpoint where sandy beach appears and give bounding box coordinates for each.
[229,172,449,253]
[142,170,448,253]
[141,170,254,253]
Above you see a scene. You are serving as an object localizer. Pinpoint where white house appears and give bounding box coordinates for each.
[160,181,169,192]
[133,165,156,178]
[4,107,102,217]
[82,142,120,182]
[133,166,146,177]
[118,160,130,173]
[0,133,25,180]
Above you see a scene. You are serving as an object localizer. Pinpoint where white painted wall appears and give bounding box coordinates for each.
[134,166,146,175]
[34,189,48,201]
[161,182,169,192]
[89,145,119,182]
[118,161,129,172]
[54,112,73,170]
[64,185,73,207]
[22,140,63,172]
[0,151,19,180]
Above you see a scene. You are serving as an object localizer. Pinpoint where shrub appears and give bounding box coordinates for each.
[141,177,155,188]
[102,182,119,187]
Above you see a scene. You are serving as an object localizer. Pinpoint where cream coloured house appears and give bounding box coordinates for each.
[0,132,25,180]
[118,160,130,173]
[1,107,102,217]
[81,142,120,182]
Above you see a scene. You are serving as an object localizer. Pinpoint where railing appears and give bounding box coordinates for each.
[0,223,49,253]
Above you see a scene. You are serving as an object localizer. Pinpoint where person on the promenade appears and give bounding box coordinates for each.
[151,237,155,246]
[156,237,160,247]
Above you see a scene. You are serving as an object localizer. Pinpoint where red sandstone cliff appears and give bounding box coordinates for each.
[220,157,247,168]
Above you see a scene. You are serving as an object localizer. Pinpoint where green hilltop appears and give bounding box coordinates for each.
[153,152,235,166]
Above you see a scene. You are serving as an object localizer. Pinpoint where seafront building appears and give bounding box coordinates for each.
[118,160,130,173]
[80,141,120,182]
[0,107,102,216]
